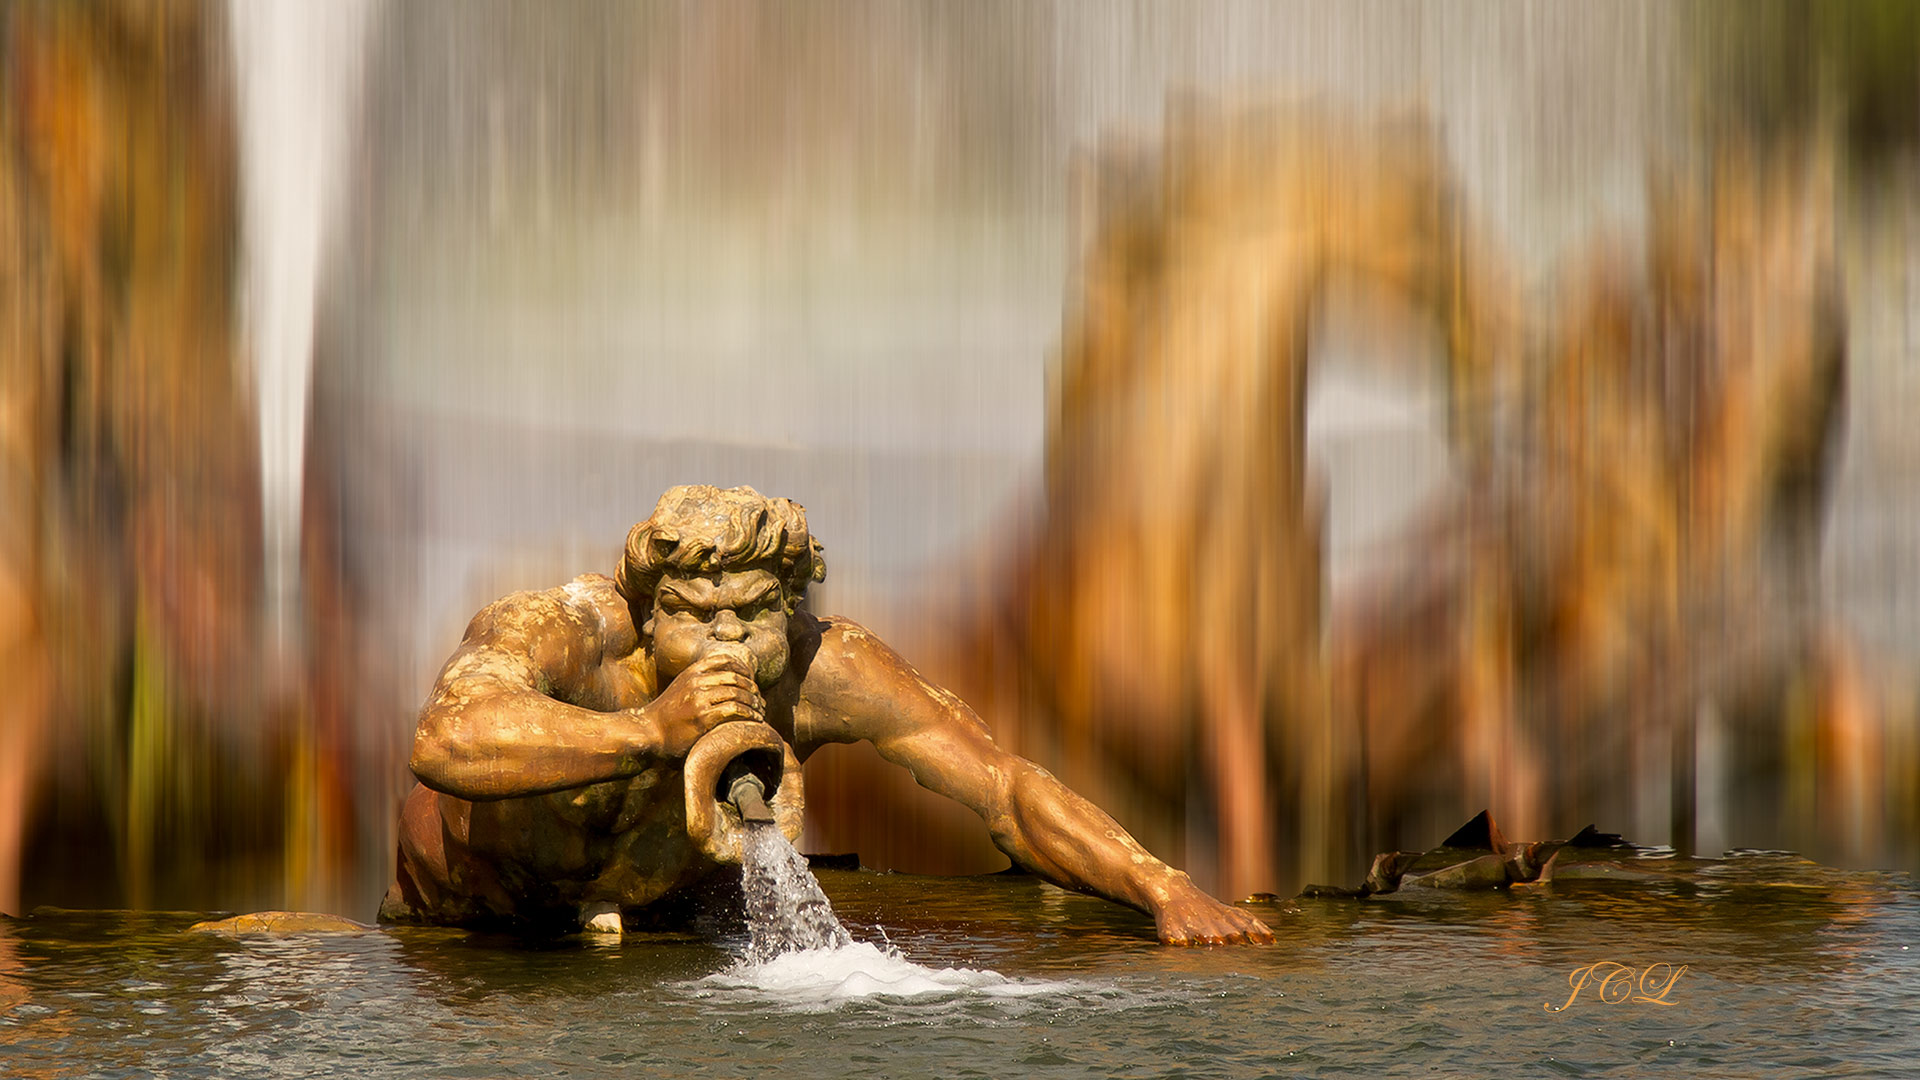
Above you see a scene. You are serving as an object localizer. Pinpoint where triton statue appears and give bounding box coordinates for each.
[380,484,1270,945]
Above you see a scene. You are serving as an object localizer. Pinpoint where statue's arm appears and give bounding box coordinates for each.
[806,622,1272,945]
[409,589,758,800]
[407,590,657,800]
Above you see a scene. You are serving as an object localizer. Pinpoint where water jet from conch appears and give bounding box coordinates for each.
[738,822,853,964]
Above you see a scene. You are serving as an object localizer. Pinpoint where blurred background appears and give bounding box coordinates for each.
[3,0,1918,918]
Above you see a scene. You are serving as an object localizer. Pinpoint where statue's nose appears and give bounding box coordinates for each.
[711,611,748,641]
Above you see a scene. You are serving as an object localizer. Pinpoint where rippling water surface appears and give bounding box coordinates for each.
[3,854,1917,1078]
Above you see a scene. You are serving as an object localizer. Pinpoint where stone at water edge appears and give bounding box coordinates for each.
[186,911,372,936]
[581,902,623,935]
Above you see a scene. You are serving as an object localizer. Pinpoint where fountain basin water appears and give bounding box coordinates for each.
[5,857,1917,1078]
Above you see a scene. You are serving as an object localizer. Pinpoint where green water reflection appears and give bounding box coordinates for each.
[1,854,1916,1078]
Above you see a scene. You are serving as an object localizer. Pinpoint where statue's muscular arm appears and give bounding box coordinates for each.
[798,618,1273,945]
[409,577,759,801]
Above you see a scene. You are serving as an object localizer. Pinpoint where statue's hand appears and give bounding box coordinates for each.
[643,647,765,759]
[1153,879,1275,946]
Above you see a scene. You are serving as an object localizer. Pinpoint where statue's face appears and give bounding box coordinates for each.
[647,568,791,688]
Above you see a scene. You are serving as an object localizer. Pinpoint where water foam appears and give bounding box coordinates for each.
[698,940,1082,1008]
[709,821,1090,1011]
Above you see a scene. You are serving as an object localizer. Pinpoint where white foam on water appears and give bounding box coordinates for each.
[712,940,1074,1001]
[711,821,1108,1015]
[686,938,1097,1014]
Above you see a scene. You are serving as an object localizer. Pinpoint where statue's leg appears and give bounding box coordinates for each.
[379,783,499,925]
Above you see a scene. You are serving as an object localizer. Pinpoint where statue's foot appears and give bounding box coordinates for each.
[581,902,622,935]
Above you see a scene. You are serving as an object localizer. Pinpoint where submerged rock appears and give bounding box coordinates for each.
[186,911,373,936]
[1294,884,1366,899]
[1535,849,1676,885]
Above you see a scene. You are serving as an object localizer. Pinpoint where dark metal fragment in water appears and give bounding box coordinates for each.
[1296,810,1651,898]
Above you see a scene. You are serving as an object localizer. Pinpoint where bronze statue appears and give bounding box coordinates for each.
[380,485,1270,945]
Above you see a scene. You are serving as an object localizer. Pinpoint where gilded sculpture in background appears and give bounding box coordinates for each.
[915,105,1875,901]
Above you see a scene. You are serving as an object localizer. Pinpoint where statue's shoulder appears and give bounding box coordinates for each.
[804,614,911,673]
[792,614,968,740]
[812,613,879,648]
[557,572,627,619]
[460,574,632,650]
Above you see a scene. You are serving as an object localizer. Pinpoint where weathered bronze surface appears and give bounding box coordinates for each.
[381,485,1269,944]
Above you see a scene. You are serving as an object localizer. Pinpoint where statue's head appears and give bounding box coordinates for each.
[616,485,827,686]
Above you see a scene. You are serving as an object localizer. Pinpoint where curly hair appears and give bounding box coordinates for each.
[614,485,827,620]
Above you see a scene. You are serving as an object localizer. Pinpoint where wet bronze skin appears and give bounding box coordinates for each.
[382,485,1270,945]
